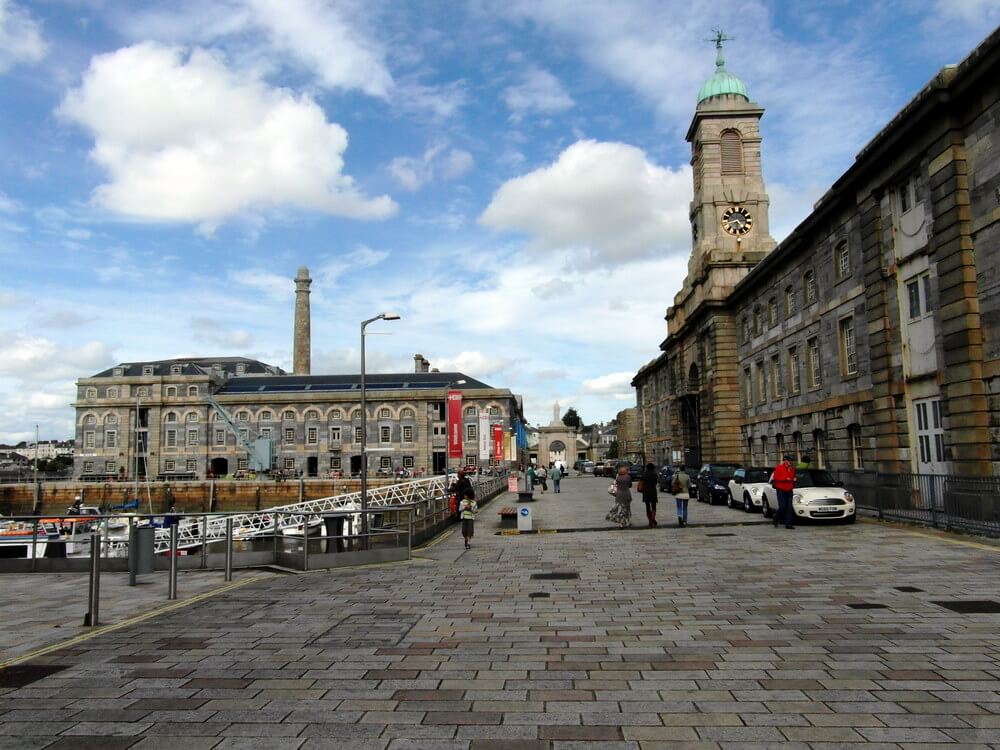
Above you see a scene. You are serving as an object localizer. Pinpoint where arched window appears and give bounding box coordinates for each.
[767,297,777,327]
[784,285,796,316]
[378,408,391,419]
[305,410,320,421]
[84,414,96,425]
[165,386,177,396]
[283,410,296,420]
[720,129,744,175]
[187,385,198,396]
[812,429,826,468]
[260,410,272,421]
[835,239,851,280]
[465,406,477,416]
[848,424,864,469]
[105,414,118,425]
[237,411,249,421]
[329,409,342,420]
[107,387,119,398]
[86,387,97,399]
[803,270,817,304]
[186,413,199,422]
[164,412,177,423]
[401,408,414,419]
[752,306,762,336]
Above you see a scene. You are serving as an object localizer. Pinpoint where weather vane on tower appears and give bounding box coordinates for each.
[707,27,734,68]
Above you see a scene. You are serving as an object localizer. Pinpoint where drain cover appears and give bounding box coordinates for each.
[529,592,550,598]
[895,586,924,593]
[310,613,421,647]
[530,572,579,580]
[932,600,1000,614]
[706,533,735,537]
[846,602,887,609]
[0,664,68,689]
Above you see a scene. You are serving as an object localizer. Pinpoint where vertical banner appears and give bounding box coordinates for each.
[447,391,463,459]
[492,424,504,462]
[479,412,491,461]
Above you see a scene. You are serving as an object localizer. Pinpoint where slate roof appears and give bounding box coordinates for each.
[216,371,493,395]
[90,357,281,378]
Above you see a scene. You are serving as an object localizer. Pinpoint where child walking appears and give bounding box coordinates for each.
[459,487,477,549]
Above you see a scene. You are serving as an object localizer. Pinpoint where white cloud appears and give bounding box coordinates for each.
[0,0,47,73]
[315,246,389,287]
[0,191,18,212]
[59,43,397,229]
[932,0,1000,25]
[503,68,574,119]
[582,372,635,396]
[228,268,294,301]
[480,139,691,263]
[389,143,474,191]
[432,351,514,378]
[0,334,114,381]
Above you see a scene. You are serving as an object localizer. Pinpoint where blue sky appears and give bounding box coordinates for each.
[1,0,998,442]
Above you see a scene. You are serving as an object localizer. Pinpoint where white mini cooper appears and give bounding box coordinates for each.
[762,468,857,523]
[727,467,772,512]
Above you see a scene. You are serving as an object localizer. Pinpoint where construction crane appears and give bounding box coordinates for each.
[205,393,273,471]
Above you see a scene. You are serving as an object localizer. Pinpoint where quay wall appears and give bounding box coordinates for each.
[0,479,404,516]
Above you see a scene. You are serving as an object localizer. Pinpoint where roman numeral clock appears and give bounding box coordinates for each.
[721,206,753,236]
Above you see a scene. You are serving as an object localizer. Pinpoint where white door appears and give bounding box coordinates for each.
[914,397,948,475]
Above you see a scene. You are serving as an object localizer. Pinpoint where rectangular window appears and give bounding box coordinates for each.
[755,362,766,404]
[907,278,921,319]
[433,425,446,436]
[239,428,249,442]
[466,424,477,441]
[284,458,295,470]
[760,436,769,465]
[489,406,500,415]
[238,458,249,470]
[187,429,198,447]
[329,456,341,470]
[836,243,851,279]
[83,460,94,473]
[785,287,795,316]
[465,454,478,467]
[807,337,821,388]
[285,427,295,443]
[165,429,177,448]
[105,430,117,448]
[354,426,363,443]
[215,429,225,446]
[380,426,391,443]
[747,437,755,466]
[165,460,176,471]
[775,434,784,459]
[850,426,864,470]
[403,455,414,468]
[260,427,271,439]
[403,425,413,442]
[307,427,318,444]
[380,456,392,469]
[839,316,857,376]
[770,355,781,399]
[767,297,777,327]
[186,459,196,472]
[744,367,752,407]
[788,348,801,395]
[906,272,931,320]
[805,272,817,304]
[84,431,95,449]
[329,427,341,442]
[105,460,116,473]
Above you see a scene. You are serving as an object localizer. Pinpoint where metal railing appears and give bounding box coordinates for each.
[832,470,1000,537]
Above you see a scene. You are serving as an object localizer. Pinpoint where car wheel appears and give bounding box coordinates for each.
[726,491,734,509]
[743,493,753,512]
[762,498,773,518]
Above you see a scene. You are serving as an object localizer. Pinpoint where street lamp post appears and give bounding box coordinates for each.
[360,312,400,545]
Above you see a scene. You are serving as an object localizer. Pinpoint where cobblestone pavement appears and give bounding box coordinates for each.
[1,475,999,748]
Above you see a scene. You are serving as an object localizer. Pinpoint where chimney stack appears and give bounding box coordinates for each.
[413,354,430,373]
[293,266,312,375]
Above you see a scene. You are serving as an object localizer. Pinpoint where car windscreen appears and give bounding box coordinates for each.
[795,469,839,487]
[711,465,739,480]
[745,469,770,483]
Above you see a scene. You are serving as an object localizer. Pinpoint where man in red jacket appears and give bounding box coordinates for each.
[771,455,796,529]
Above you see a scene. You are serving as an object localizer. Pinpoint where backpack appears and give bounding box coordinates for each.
[671,475,683,495]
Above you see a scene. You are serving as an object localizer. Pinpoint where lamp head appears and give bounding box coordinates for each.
[380,312,401,321]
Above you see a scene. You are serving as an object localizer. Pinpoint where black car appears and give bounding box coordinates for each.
[657,465,675,492]
[694,463,743,505]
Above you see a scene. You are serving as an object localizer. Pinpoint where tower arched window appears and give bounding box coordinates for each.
[720,129,744,175]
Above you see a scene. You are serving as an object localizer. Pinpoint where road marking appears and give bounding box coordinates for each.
[858,517,1000,552]
[0,575,268,670]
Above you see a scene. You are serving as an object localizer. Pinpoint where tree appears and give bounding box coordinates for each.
[606,439,620,459]
[562,407,582,430]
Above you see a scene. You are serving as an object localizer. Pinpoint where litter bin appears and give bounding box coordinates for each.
[129,526,154,576]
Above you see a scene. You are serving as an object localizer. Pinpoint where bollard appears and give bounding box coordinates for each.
[302,515,310,572]
[128,517,137,586]
[168,523,178,600]
[224,517,233,582]
[84,531,101,626]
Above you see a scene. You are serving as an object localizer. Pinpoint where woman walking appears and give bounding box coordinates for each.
[640,462,658,527]
[606,464,633,528]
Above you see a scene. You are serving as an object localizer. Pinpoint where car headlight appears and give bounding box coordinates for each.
[714,483,726,490]
[843,492,854,503]
[792,493,803,503]
[750,487,759,495]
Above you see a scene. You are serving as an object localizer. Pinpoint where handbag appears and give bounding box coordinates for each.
[636,479,644,493]
[607,482,617,496]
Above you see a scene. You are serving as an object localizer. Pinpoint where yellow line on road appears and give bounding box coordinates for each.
[0,575,268,670]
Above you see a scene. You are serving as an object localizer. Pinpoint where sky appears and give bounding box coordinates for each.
[1,0,998,443]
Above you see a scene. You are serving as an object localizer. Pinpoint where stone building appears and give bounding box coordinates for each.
[72,270,525,480]
[634,28,1000,477]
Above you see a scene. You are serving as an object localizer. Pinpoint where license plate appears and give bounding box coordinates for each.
[817,506,839,512]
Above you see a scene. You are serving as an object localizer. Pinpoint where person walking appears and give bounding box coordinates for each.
[459,487,477,549]
[527,464,537,490]
[640,462,658,527]
[772,454,796,529]
[606,464,633,528]
[671,466,691,527]
[549,464,562,493]
[538,465,548,493]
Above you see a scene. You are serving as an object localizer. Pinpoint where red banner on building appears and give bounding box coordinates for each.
[447,390,463,458]
[492,424,504,462]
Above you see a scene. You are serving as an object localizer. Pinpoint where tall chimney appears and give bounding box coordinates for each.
[414,354,424,374]
[293,266,312,375]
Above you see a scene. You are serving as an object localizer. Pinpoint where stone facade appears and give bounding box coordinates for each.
[73,357,524,480]
[634,29,1000,476]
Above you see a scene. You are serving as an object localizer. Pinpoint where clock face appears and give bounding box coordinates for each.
[721,206,753,236]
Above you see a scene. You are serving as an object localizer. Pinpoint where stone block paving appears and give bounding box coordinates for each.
[1,476,999,748]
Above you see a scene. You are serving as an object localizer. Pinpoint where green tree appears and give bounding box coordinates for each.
[562,407,582,430]
[606,439,620,459]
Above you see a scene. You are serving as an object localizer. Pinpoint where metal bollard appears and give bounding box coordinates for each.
[168,523,178,600]
[224,517,233,582]
[84,531,101,626]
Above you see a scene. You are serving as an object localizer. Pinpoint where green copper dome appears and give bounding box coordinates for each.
[697,34,748,104]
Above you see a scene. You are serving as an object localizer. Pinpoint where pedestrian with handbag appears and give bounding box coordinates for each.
[771,455,796,529]
[671,466,691,527]
[640,462,658,527]
[605,464,633,528]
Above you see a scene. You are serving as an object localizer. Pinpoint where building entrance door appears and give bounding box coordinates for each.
[350,455,362,477]
[914,397,948,474]
[432,451,446,474]
[210,458,228,477]
[306,456,318,477]
[679,394,702,468]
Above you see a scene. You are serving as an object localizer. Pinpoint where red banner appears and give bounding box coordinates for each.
[492,424,503,462]
[447,391,463,458]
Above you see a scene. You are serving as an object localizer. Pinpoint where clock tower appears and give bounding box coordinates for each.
[661,31,775,466]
